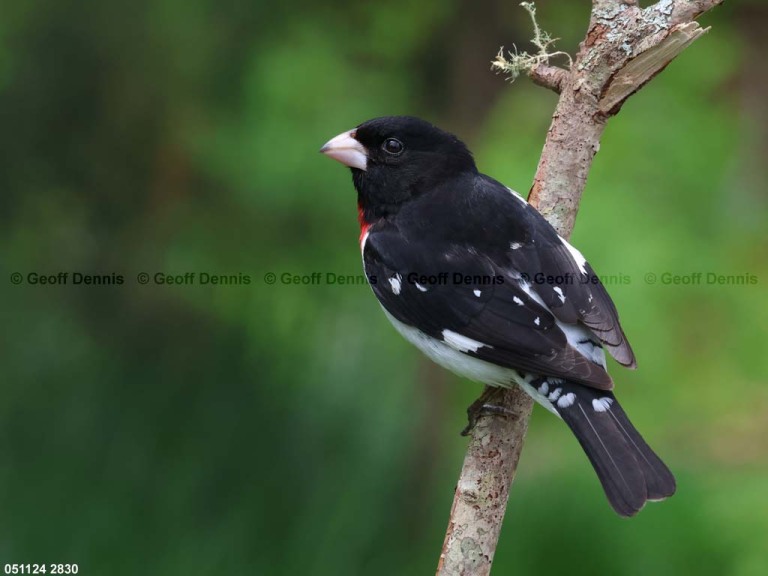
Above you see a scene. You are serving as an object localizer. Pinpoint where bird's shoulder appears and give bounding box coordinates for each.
[392,173,537,249]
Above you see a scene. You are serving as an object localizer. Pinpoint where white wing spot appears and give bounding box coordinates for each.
[548,388,562,401]
[592,397,614,412]
[415,282,428,292]
[588,293,594,303]
[553,286,566,303]
[389,274,402,295]
[534,316,541,326]
[558,235,588,275]
[441,330,490,353]
[518,280,547,307]
[513,296,524,306]
[538,381,550,395]
[557,392,576,408]
[510,242,523,250]
[473,289,481,297]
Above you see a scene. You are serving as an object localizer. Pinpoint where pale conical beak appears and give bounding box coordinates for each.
[320,129,367,171]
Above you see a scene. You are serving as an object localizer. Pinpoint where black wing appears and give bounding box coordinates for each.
[364,227,614,390]
[493,203,636,367]
[363,174,635,389]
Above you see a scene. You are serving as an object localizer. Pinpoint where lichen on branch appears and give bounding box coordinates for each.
[491,2,572,82]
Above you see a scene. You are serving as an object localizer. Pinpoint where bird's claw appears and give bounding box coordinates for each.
[460,387,512,436]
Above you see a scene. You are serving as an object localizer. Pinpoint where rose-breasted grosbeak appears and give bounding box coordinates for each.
[321,116,675,516]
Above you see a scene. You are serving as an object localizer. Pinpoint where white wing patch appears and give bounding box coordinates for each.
[558,235,588,275]
[473,289,482,297]
[553,286,566,303]
[510,242,523,250]
[556,320,607,368]
[415,282,428,292]
[388,274,402,295]
[442,329,490,353]
[513,296,524,306]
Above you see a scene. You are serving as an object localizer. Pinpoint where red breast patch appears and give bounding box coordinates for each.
[358,205,370,249]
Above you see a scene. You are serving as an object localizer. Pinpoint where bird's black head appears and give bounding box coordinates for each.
[321,116,476,221]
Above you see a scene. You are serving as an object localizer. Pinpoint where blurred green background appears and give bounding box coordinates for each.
[1,0,767,574]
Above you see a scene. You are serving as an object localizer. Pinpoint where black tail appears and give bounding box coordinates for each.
[548,380,676,516]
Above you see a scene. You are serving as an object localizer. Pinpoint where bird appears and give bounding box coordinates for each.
[320,115,675,517]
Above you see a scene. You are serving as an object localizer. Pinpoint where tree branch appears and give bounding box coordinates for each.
[529,64,567,94]
[668,0,725,25]
[437,1,724,574]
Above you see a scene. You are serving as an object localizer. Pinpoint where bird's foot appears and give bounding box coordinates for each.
[460,386,513,436]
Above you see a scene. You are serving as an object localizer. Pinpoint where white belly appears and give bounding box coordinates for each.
[382,309,560,415]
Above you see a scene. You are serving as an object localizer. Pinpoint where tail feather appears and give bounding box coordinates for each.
[540,379,676,516]
[605,399,677,501]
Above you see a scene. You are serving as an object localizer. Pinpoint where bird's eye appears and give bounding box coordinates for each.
[382,138,404,155]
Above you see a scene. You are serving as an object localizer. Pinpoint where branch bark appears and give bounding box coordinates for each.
[528,64,567,94]
[436,1,724,574]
